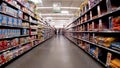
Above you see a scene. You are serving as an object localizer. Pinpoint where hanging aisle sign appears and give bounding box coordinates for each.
[53,2,61,13]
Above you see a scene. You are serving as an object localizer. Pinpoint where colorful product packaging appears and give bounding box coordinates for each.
[0,14,3,25]
[8,17,12,26]
[17,19,22,26]
[2,15,8,25]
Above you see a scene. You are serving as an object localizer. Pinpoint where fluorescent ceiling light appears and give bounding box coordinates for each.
[46,17,53,19]
[61,10,69,14]
[41,13,74,16]
[36,7,79,10]
[30,0,42,3]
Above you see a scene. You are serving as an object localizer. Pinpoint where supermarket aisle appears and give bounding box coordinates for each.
[6,35,103,68]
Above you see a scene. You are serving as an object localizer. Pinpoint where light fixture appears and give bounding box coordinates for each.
[40,13,74,16]
[61,10,69,14]
[30,0,42,4]
[36,7,79,10]
[46,17,53,19]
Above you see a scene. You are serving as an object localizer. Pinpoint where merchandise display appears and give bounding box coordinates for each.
[0,0,54,67]
[64,0,120,68]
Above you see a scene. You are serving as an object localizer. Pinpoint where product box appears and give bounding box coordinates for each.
[1,29,4,38]
[3,51,13,61]
[11,50,16,58]
[8,17,13,26]
[18,10,23,19]
[14,18,17,26]
[4,29,8,38]
[7,40,11,48]
[2,15,8,25]
[12,18,14,26]
[0,5,2,11]
[22,29,27,35]
[0,14,3,25]
[7,29,10,37]
[1,3,7,13]
[17,19,22,26]
[110,42,120,51]
[0,54,6,64]
[0,29,1,38]
[106,52,112,66]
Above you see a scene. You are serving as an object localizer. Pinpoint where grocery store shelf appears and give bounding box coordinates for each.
[3,0,38,21]
[22,19,30,23]
[0,25,28,29]
[31,16,38,21]
[31,22,38,25]
[64,35,107,68]
[30,34,38,36]
[72,0,102,24]
[3,1,19,10]
[0,11,18,19]
[0,41,31,54]
[72,36,120,55]
[0,36,53,67]
[71,7,120,28]
[15,0,36,15]
[0,35,29,40]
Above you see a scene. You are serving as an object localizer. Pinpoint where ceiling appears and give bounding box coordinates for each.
[35,0,84,28]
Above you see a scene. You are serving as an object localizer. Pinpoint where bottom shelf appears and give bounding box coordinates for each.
[64,35,107,68]
[0,36,53,67]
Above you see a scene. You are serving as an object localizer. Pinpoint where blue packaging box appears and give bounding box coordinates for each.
[0,29,1,38]
[8,17,13,26]
[0,14,3,25]
[110,42,120,51]
[19,20,22,26]
[110,43,120,48]
[0,5,2,11]
[2,15,7,25]
[12,18,14,26]
[14,19,17,26]
[5,29,8,38]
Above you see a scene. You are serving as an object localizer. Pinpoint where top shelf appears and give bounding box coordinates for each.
[71,7,120,28]
[72,0,102,23]
[15,0,36,15]
[2,0,38,21]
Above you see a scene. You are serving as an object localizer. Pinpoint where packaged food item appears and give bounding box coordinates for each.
[110,42,120,51]
[0,5,2,11]
[95,36,116,47]
[4,29,8,38]
[112,16,120,31]
[1,29,3,38]
[0,14,3,25]
[0,54,6,64]
[18,10,23,19]
[3,51,13,61]
[14,18,17,26]
[106,53,112,66]
[2,40,8,50]
[103,37,116,47]
[90,47,96,56]
[110,58,120,68]
[2,15,8,25]
[5,0,13,4]
[13,49,19,57]
[17,19,22,26]
[1,3,7,13]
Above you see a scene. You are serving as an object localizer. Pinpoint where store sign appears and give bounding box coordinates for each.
[53,2,61,13]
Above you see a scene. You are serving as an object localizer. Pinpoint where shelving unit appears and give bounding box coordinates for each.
[0,0,54,67]
[64,0,120,68]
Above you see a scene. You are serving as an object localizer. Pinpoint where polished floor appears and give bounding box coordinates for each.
[6,35,103,68]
